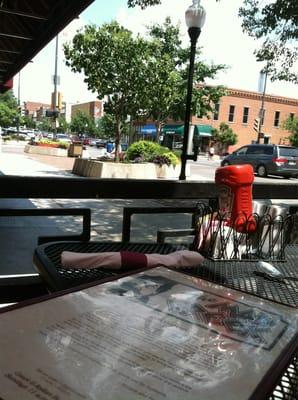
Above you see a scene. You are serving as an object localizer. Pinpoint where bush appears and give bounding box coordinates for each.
[126,140,179,166]
[11,134,26,141]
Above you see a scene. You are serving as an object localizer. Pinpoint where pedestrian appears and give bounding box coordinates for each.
[208,144,215,160]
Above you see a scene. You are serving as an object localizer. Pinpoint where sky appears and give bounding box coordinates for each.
[15,0,298,106]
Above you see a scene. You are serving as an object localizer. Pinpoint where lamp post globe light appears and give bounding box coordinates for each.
[179,0,206,181]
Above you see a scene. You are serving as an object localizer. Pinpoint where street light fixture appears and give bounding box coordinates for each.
[179,0,206,181]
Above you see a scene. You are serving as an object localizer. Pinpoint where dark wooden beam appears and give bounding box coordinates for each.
[0,8,47,20]
[0,32,33,41]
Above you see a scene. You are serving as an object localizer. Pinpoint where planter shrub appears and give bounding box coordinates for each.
[126,140,179,166]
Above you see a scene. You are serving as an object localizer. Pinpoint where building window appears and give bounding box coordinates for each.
[274,111,280,127]
[228,105,235,122]
[242,107,249,124]
[213,103,220,120]
[289,113,295,120]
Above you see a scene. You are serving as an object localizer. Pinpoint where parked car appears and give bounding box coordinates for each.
[82,137,93,146]
[221,144,298,178]
[55,133,72,143]
[96,139,106,148]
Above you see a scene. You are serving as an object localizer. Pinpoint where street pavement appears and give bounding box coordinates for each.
[0,142,296,276]
[0,142,197,275]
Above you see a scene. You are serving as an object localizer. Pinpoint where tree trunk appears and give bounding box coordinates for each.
[114,116,121,162]
[155,121,162,143]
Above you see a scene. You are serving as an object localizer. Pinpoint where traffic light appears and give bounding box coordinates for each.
[253,118,260,132]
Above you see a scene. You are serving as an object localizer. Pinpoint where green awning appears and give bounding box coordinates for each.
[196,124,213,137]
[162,124,184,135]
[162,124,213,137]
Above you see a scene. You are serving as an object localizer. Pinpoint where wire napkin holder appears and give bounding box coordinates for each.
[193,203,293,261]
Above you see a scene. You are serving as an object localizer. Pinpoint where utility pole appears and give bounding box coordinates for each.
[257,68,268,144]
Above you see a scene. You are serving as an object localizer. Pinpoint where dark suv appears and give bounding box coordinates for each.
[221,144,298,178]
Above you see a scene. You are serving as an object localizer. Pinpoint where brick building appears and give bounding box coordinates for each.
[193,88,298,151]
[23,101,51,120]
[71,100,103,122]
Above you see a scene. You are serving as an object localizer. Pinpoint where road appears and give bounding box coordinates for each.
[2,141,298,184]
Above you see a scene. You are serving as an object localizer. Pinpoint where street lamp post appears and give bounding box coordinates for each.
[257,67,268,144]
[179,0,206,181]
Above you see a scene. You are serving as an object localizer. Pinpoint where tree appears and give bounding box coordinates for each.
[23,115,36,129]
[127,0,160,8]
[57,116,69,133]
[70,111,96,136]
[283,116,298,147]
[211,122,237,153]
[37,117,52,132]
[0,90,18,128]
[64,22,151,161]
[96,114,117,139]
[139,18,226,141]
[128,0,298,83]
[239,0,298,83]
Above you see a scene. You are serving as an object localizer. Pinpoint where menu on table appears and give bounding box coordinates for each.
[0,267,297,400]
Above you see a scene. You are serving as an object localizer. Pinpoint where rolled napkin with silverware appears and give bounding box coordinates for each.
[61,250,204,270]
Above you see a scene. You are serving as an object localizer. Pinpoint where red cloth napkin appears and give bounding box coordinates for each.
[61,250,204,270]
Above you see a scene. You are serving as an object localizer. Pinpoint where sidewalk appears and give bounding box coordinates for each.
[0,146,196,275]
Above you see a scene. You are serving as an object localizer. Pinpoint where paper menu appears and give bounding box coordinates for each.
[0,267,297,400]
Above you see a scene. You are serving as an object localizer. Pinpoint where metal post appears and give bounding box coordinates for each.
[53,35,59,137]
[257,69,268,144]
[179,27,201,181]
[16,71,21,138]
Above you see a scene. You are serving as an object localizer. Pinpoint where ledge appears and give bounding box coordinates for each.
[72,159,189,179]
[24,144,67,157]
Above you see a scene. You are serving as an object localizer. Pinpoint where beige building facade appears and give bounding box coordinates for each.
[71,100,103,121]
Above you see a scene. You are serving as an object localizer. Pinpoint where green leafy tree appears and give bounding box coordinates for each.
[283,116,298,147]
[57,116,69,133]
[239,0,298,83]
[23,115,36,129]
[211,122,238,153]
[143,18,226,141]
[0,90,18,128]
[64,22,151,161]
[96,114,118,139]
[70,110,96,136]
[129,0,298,83]
[37,117,52,132]
[0,90,18,109]
[127,0,160,8]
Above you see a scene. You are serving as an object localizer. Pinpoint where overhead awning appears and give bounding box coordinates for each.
[162,124,213,137]
[196,124,213,137]
[196,125,213,137]
[0,0,94,92]
[162,124,185,135]
[139,124,157,135]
